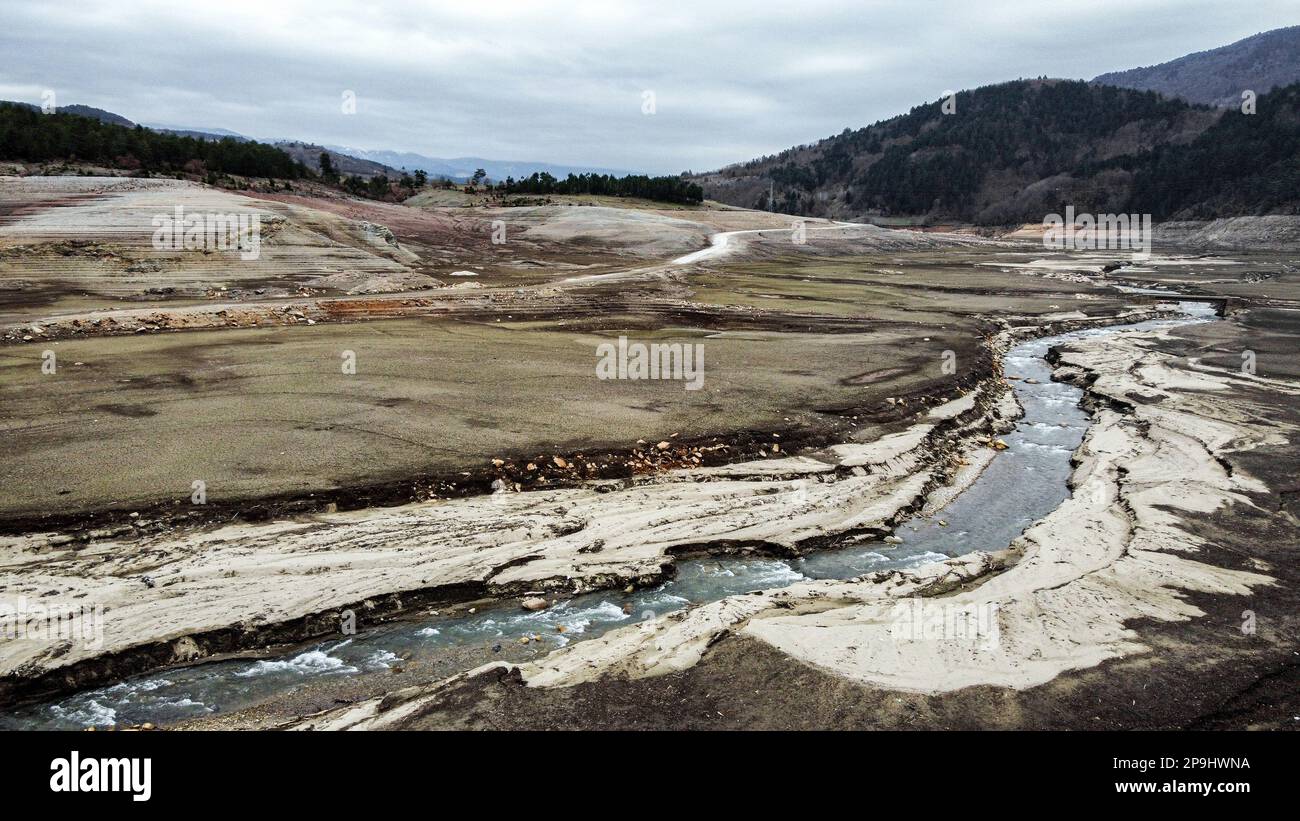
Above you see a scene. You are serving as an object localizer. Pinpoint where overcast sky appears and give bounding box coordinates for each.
[2,0,1297,173]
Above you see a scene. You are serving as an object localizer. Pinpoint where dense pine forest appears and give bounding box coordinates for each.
[1114,82,1300,218]
[696,78,1300,223]
[501,171,704,204]
[848,81,1195,217]
[0,102,307,179]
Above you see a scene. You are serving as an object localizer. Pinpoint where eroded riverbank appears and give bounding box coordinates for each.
[272,299,1299,731]
[0,305,1206,728]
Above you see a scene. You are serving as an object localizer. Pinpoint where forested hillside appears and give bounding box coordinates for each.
[0,102,306,179]
[694,80,1220,224]
[1113,82,1300,218]
[501,171,703,204]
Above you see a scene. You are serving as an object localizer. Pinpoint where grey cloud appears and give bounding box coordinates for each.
[2,0,1297,173]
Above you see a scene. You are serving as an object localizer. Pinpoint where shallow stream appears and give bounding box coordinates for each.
[0,302,1215,729]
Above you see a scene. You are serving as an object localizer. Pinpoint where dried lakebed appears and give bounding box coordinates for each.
[0,303,1219,729]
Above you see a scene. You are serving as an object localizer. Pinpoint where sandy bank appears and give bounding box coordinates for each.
[0,378,1008,705]
[281,312,1297,729]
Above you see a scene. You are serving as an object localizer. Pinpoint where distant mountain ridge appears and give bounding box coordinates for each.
[1092,25,1300,107]
[1,100,635,184]
[276,141,401,180]
[1,101,134,127]
[326,146,638,183]
[0,101,307,180]
[150,125,252,142]
[57,104,134,127]
[1,101,257,144]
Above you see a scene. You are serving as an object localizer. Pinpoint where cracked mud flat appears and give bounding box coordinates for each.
[275,305,1300,731]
